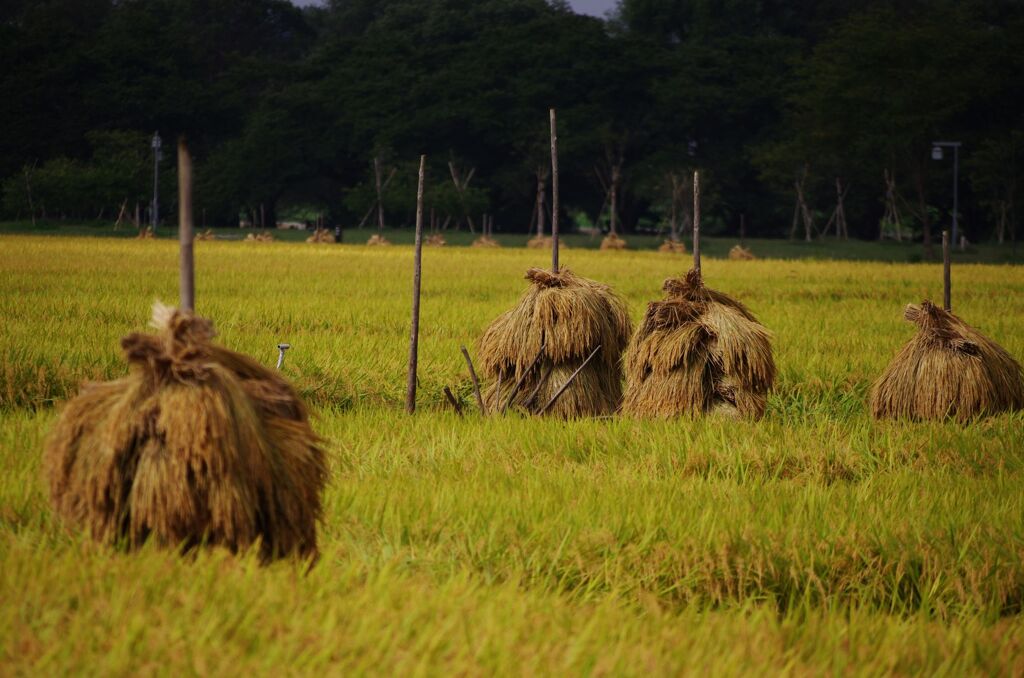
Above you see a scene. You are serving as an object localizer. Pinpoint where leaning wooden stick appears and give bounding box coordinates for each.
[538,345,601,415]
[550,108,560,273]
[502,342,547,414]
[692,170,701,275]
[443,386,463,416]
[523,363,554,411]
[405,155,426,414]
[460,345,486,414]
[178,137,195,312]
[943,229,951,312]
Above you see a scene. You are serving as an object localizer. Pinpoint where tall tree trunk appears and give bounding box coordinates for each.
[610,162,621,236]
[374,156,385,232]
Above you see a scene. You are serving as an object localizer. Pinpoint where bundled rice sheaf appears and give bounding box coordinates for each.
[478,268,631,417]
[425,233,447,247]
[471,235,501,248]
[728,245,756,260]
[659,239,687,254]
[623,269,775,419]
[136,227,155,240]
[871,301,1024,421]
[245,230,275,243]
[526,235,567,250]
[600,233,628,250]
[366,234,392,246]
[195,229,216,241]
[44,304,327,562]
[305,228,332,243]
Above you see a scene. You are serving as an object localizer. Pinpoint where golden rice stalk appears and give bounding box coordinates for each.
[871,301,1024,421]
[366,234,392,246]
[305,228,332,243]
[44,304,327,562]
[425,233,447,247]
[658,239,687,254]
[728,245,756,260]
[471,235,501,248]
[623,269,775,419]
[600,233,628,250]
[478,268,631,417]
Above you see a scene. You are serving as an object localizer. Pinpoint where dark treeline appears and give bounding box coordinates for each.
[2,0,1022,248]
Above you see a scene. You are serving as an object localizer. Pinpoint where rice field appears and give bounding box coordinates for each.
[2,235,1023,674]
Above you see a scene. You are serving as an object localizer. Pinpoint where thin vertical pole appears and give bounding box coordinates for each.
[550,108,559,273]
[152,139,159,233]
[942,229,951,312]
[406,155,427,414]
[952,146,959,246]
[692,170,701,274]
[178,137,195,312]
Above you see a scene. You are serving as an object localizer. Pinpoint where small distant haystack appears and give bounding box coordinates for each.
[729,245,756,260]
[136,227,155,239]
[600,233,628,250]
[472,235,501,248]
[478,267,631,417]
[425,233,447,247]
[526,235,567,250]
[659,239,687,254]
[44,304,327,562]
[245,230,274,242]
[195,229,216,241]
[306,228,332,243]
[366,234,392,246]
[623,269,775,419]
[871,301,1024,421]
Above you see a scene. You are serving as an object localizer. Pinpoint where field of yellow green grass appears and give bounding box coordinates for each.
[2,235,1023,674]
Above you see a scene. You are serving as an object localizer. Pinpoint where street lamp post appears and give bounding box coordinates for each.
[931,141,961,246]
[151,132,162,234]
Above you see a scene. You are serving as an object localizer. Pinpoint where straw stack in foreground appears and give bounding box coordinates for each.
[45,304,327,562]
[478,267,631,417]
[871,301,1024,421]
[623,269,775,418]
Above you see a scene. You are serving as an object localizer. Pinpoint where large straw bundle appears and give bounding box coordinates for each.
[600,233,628,250]
[623,269,775,419]
[45,304,327,562]
[478,268,631,417]
[871,301,1024,421]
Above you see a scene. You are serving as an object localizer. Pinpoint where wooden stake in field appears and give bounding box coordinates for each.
[44,137,327,562]
[550,108,559,272]
[476,109,632,417]
[623,170,776,419]
[178,137,195,312]
[406,155,427,414]
[871,229,1024,421]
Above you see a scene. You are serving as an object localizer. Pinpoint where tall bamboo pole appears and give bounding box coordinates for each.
[550,109,559,273]
[405,155,427,413]
[692,170,701,274]
[178,137,195,312]
[943,230,951,312]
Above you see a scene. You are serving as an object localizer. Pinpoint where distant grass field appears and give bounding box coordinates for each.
[1,235,1023,674]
